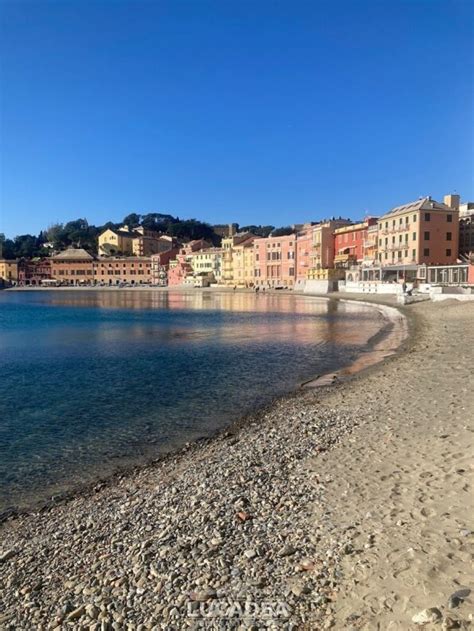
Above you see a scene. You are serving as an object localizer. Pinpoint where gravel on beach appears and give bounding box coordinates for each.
[0,297,472,630]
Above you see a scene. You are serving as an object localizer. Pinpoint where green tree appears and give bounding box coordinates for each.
[122,213,141,228]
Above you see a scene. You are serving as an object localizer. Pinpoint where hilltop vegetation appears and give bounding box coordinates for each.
[1,213,297,259]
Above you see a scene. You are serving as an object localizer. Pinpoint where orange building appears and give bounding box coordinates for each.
[93,257,152,284]
[50,249,94,284]
[377,196,459,266]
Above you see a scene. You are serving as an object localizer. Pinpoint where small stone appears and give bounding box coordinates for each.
[447,595,462,609]
[279,545,297,557]
[236,511,252,522]
[243,549,257,560]
[442,617,461,630]
[67,605,86,621]
[85,604,100,619]
[412,607,442,625]
[189,588,217,602]
[0,549,17,563]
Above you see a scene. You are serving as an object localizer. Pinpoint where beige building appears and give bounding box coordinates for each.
[98,226,171,257]
[231,238,259,286]
[190,248,223,282]
[0,259,19,284]
[221,230,257,285]
[377,196,459,266]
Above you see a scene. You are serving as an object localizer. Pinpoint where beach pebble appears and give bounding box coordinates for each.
[412,608,442,625]
[0,549,17,563]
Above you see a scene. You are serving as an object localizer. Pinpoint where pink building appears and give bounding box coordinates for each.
[151,247,180,285]
[254,234,296,287]
[167,240,210,286]
[295,225,314,282]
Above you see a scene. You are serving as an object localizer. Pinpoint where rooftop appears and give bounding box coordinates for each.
[52,248,94,261]
[380,196,453,219]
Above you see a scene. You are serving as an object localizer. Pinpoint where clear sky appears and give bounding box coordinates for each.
[0,0,472,238]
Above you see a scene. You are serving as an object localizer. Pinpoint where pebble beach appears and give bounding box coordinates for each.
[0,297,472,630]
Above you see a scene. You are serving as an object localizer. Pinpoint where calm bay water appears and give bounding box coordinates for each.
[0,290,385,511]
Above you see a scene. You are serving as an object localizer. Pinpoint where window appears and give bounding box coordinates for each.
[405,216,409,224]
[398,250,402,258]
[385,221,388,229]
[399,234,403,243]
[424,248,430,256]
[412,249,416,259]
[392,236,395,244]
[412,232,416,241]
[404,250,408,257]
[289,267,294,276]
[405,234,408,242]
[413,214,416,222]
[385,238,388,245]
[399,217,403,225]
[446,232,452,241]
[446,249,452,256]
[425,212,431,221]
[447,214,452,222]
[379,238,382,246]
[424,231,430,240]
[384,252,388,259]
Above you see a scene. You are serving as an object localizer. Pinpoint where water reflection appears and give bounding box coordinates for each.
[0,290,385,511]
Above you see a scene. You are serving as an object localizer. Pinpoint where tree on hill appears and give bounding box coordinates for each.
[240,225,275,237]
[122,213,141,228]
[270,226,294,237]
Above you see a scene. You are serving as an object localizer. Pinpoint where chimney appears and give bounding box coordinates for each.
[444,194,460,210]
[228,223,236,237]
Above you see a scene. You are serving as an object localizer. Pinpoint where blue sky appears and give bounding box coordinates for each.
[1,0,472,238]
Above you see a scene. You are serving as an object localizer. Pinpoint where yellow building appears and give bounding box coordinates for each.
[232,240,258,286]
[0,259,19,285]
[98,226,170,257]
[221,231,258,285]
[98,228,135,256]
[190,248,223,282]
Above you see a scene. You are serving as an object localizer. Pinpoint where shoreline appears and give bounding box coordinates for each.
[0,295,408,522]
[7,298,471,630]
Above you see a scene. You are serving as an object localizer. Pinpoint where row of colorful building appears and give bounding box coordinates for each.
[1,193,473,289]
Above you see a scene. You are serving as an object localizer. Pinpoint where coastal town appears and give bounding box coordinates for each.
[1,193,473,295]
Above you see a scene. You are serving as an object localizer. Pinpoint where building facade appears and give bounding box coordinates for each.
[18,258,52,285]
[0,259,19,285]
[221,231,256,285]
[253,234,296,287]
[98,226,171,257]
[190,248,223,283]
[334,218,378,268]
[459,202,474,259]
[50,248,95,284]
[150,248,180,285]
[377,196,459,266]
[307,220,352,279]
[295,225,314,282]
